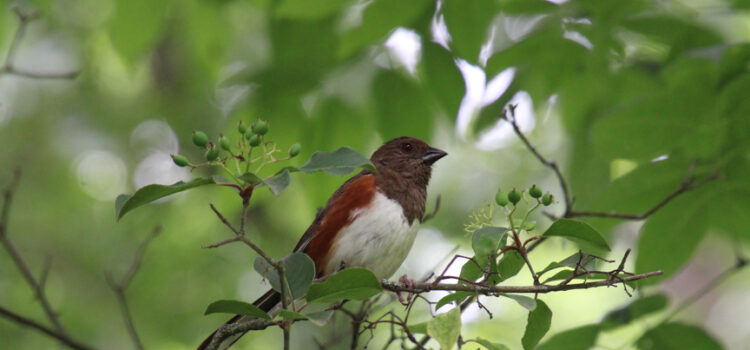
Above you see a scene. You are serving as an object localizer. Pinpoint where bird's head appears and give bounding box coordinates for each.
[370,137,447,186]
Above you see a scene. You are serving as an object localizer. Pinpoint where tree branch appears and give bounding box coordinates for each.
[106,225,162,350]
[0,7,79,80]
[0,306,93,350]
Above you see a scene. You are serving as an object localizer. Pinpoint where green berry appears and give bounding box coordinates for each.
[508,188,521,205]
[192,131,209,147]
[248,134,261,147]
[542,193,553,206]
[252,119,269,135]
[238,121,247,134]
[529,185,542,199]
[219,134,231,151]
[288,142,301,158]
[205,145,219,161]
[495,189,509,207]
[171,154,189,167]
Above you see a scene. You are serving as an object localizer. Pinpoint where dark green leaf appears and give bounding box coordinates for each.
[116,177,216,220]
[460,257,484,283]
[277,310,307,321]
[436,291,472,311]
[522,299,551,350]
[427,308,462,350]
[108,0,168,64]
[502,294,537,311]
[299,147,374,176]
[537,324,601,350]
[472,227,507,261]
[421,43,464,115]
[305,310,334,326]
[543,219,611,252]
[373,71,433,141]
[537,252,596,277]
[204,300,271,319]
[306,268,381,303]
[239,172,263,186]
[475,338,511,350]
[262,170,292,195]
[253,253,315,299]
[601,294,669,331]
[275,0,352,20]
[637,323,722,350]
[442,0,497,62]
[498,250,525,280]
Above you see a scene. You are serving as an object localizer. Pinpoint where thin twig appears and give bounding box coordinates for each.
[0,306,93,350]
[421,195,441,223]
[106,225,162,350]
[0,168,68,335]
[0,8,79,80]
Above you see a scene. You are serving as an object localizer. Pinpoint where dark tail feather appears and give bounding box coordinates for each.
[197,289,281,350]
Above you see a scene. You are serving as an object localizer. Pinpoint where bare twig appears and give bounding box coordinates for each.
[421,195,441,223]
[0,168,67,336]
[106,225,162,350]
[0,306,93,350]
[0,7,79,80]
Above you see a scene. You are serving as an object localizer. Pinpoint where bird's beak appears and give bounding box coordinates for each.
[422,147,447,165]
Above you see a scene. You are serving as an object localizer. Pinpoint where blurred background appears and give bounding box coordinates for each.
[1,0,750,349]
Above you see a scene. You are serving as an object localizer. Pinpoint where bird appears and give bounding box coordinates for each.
[198,136,447,350]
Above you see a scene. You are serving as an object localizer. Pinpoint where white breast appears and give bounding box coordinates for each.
[324,192,420,279]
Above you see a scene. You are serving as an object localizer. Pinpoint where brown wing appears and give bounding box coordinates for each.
[293,171,376,276]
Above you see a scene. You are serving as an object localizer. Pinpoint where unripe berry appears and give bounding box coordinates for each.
[542,193,553,206]
[529,185,542,199]
[238,121,247,134]
[219,134,231,151]
[508,188,521,205]
[192,131,209,147]
[205,143,219,161]
[495,189,509,207]
[252,119,269,135]
[288,142,301,158]
[248,134,261,147]
[171,154,189,167]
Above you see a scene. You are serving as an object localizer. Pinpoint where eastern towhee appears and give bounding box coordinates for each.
[199,136,447,349]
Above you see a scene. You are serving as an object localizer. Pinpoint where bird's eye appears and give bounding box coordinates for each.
[401,143,413,152]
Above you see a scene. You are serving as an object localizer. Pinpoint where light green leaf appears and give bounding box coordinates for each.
[637,323,722,350]
[522,299,552,350]
[427,308,462,350]
[601,294,669,331]
[299,147,374,176]
[262,170,292,195]
[306,268,381,303]
[115,177,215,220]
[239,172,263,186]
[537,324,601,350]
[472,227,507,261]
[253,253,315,299]
[502,294,537,311]
[277,310,307,321]
[305,310,334,326]
[204,300,271,319]
[537,252,596,277]
[543,219,611,252]
[276,0,352,20]
[436,291,472,311]
[442,0,497,62]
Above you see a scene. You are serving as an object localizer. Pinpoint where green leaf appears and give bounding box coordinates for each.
[262,170,292,195]
[637,323,722,350]
[277,310,307,321]
[204,300,271,319]
[276,0,352,20]
[239,172,263,186]
[408,321,428,334]
[460,257,483,283]
[502,294,537,311]
[305,310,334,326]
[542,270,636,286]
[421,43,464,115]
[542,219,611,252]
[472,227,507,261]
[253,253,315,299]
[522,299,552,350]
[601,294,669,331]
[373,71,433,141]
[475,338,511,350]
[537,252,597,277]
[298,147,374,176]
[497,250,525,280]
[108,0,169,64]
[115,177,216,220]
[306,268,381,303]
[537,324,601,350]
[436,291,472,311]
[442,0,497,62]
[427,308,462,350]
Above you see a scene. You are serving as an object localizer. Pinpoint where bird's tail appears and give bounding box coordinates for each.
[197,289,281,350]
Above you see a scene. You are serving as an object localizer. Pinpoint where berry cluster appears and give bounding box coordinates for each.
[495,185,553,208]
